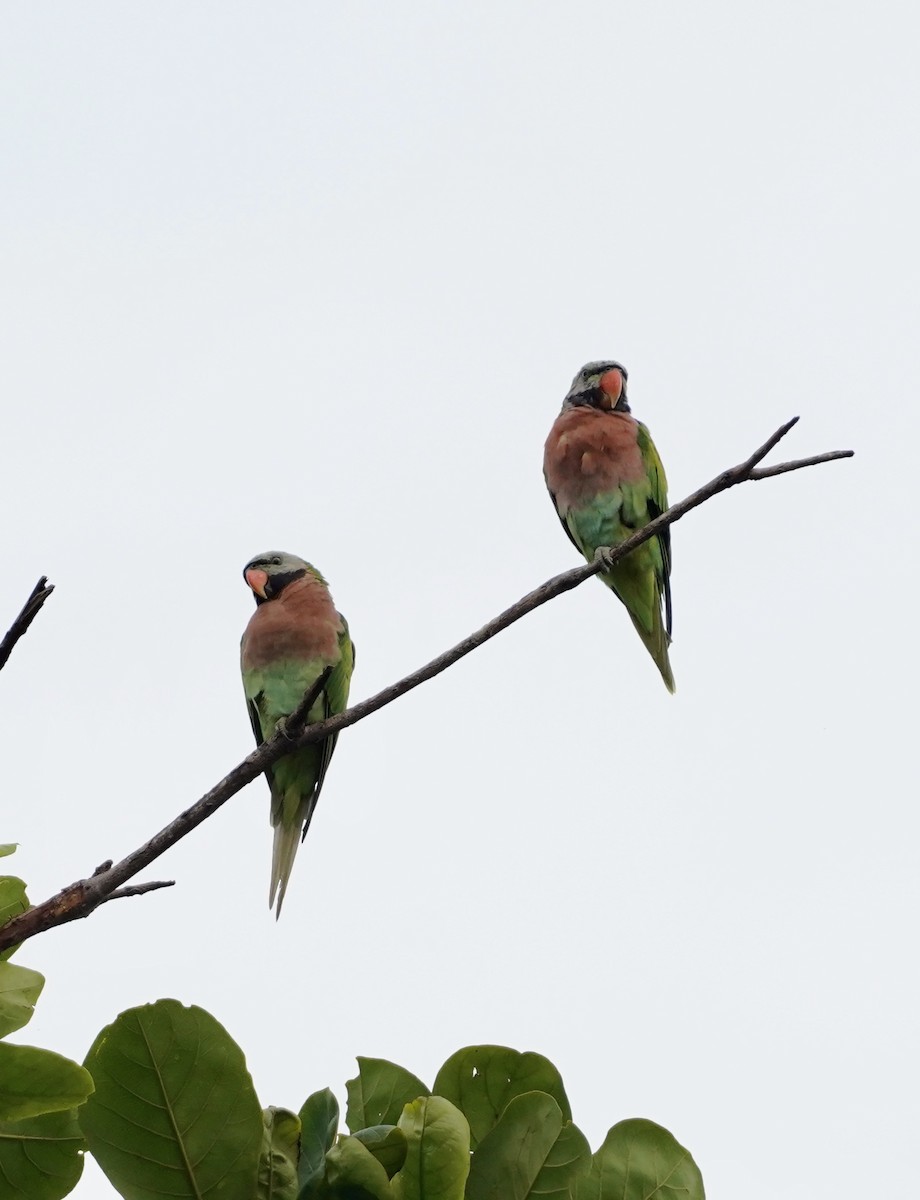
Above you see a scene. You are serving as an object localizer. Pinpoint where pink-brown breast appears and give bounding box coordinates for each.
[543,406,644,512]
[241,574,343,670]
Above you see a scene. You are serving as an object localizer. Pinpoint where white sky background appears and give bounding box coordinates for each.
[1,3,917,1197]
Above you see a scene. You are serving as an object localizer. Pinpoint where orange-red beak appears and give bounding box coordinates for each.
[245,567,269,599]
[598,367,624,408]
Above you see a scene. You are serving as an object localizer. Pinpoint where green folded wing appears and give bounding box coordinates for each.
[636,421,672,637]
[308,620,355,836]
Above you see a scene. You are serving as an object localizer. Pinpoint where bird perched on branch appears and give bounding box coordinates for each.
[240,551,355,916]
[543,361,674,692]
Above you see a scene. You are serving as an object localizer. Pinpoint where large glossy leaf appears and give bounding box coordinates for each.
[80,999,263,1200]
[324,1135,394,1199]
[0,1105,85,1200]
[0,875,28,962]
[345,1058,429,1132]
[298,1087,339,1194]
[259,1107,300,1200]
[0,960,44,1038]
[466,1092,591,1200]
[0,845,17,858]
[391,1096,469,1200]
[352,1125,408,1178]
[433,1046,571,1148]
[0,1043,94,1121]
[576,1119,704,1200]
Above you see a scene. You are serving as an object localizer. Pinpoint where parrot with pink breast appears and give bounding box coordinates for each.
[240,551,355,916]
[543,361,674,691]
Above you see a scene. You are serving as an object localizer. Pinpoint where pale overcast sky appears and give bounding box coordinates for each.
[2,4,917,1198]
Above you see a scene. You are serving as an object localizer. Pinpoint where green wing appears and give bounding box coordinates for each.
[304,618,355,840]
[247,696,264,747]
[246,691,275,799]
[635,421,672,637]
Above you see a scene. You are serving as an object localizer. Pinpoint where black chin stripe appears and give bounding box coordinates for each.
[570,386,630,413]
[570,386,603,407]
[266,568,308,598]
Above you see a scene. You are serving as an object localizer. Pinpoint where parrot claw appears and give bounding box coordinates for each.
[594,545,616,572]
[275,717,296,743]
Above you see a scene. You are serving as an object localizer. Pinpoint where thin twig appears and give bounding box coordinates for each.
[743,415,800,469]
[0,422,853,951]
[749,452,851,481]
[0,578,55,672]
[103,880,176,903]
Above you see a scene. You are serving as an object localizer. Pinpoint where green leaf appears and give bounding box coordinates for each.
[352,1125,408,1178]
[0,876,29,962]
[466,1092,591,1200]
[575,1119,705,1200]
[345,1058,429,1132]
[298,1087,340,1194]
[324,1135,394,1199]
[0,1043,94,1121]
[0,1105,85,1200]
[259,1107,300,1200]
[80,999,263,1200]
[433,1046,571,1149]
[0,961,44,1037]
[0,845,17,858]
[391,1096,469,1200]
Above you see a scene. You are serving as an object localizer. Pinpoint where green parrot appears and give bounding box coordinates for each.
[543,361,674,691]
[241,551,355,916]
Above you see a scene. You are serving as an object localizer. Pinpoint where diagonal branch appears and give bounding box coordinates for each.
[0,420,853,951]
[274,428,853,750]
[0,577,55,672]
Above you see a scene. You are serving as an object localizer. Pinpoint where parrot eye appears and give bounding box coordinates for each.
[271,556,282,566]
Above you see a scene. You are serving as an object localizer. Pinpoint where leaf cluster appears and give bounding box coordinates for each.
[0,846,93,1198]
[75,999,703,1200]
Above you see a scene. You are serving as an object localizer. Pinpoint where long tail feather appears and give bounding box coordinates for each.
[600,564,676,693]
[269,791,320,918]
[269,820,301,918]
[629,606,676,693]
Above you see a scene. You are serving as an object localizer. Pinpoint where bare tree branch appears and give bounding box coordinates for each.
[0,420,853,952]
[0,577,54,672]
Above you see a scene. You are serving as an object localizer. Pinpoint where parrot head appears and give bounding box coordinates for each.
[563,361,630,413]
[243,551,323,605]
